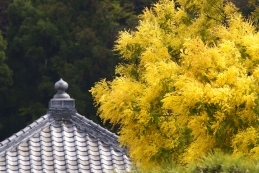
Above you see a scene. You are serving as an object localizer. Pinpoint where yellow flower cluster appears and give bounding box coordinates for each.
[90,0,259,169]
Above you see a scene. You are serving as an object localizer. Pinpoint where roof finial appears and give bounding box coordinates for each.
[53,78,70,98]
[49,79,76,121]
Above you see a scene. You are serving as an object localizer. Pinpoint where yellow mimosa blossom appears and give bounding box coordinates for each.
[90,0,259,169]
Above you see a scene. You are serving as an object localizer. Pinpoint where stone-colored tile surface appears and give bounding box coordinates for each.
[0,114,131,173]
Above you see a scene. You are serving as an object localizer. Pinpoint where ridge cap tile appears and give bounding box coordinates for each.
[15,130,24,137]
[72,113,127,153]
[0,139,9,146]
[0,114,52,157]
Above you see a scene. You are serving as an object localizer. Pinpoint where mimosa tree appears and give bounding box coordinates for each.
[90,0,259,169]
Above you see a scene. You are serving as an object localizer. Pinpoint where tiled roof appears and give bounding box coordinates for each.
[0,113,131,173]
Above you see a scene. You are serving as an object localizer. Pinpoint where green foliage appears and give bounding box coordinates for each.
[133,152,259,173]
[0,0,151,141]
[0,30,13,136]
[0,0,12,37]
[4,0,118,130]
[0,30,12,86]
[194,151,259,173]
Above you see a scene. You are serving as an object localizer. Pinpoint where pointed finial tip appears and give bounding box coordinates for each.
[55,78,68,92]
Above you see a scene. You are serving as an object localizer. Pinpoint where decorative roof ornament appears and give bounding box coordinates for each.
[54,78,70,98]
[48,79,76,122]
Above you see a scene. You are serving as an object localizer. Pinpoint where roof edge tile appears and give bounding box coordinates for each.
[71,113,126,152]
[0,114,53,157]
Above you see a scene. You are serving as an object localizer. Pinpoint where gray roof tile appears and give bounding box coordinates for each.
[53,151,65,157]
[52,141,63,147]
[0,113,132,172]
[54,164,66,171]
[41,141,52,147]
[28,121,38,129]
[42,138,52,144]
[88,145,100,152]
[43,164,54,170]
[78,163,90,170]
[29,140,41,147]
[1,139,9,146]
[65,155,78,161]
[15,130,25,137]
[65,151,77,157]
[29,137,40,143]
[19,164,30,170]
[8,135,18,142]
[30,155,42,162]
[19,142,29,147]
[43,169,55,173]
[0,166,5,171]
[30,147,41,152]
[22,126,31,133]
[65,141,76,147]
[31,160,42,166]
[0,157,5,162]
[29,150,41,157]
[18,156,29,161]
[66,159,77,165]
[64,137,75,143]
[79,155,90,161]
[30,166,43,171]
[51,132,63,139]
[67,165,78,171]
[7,165,19,171]
[43,160,54,166]
[42,128,50,133]
[41,145,52,152]
[64,146,76,152]
[101,159,113,165]
[6,152,17,157]
[18,151,29,157]
[40,131,51,138]
[76,141,87,147]
[54,159,66,165]
[76,150,88,157]
[53,155,65,161]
